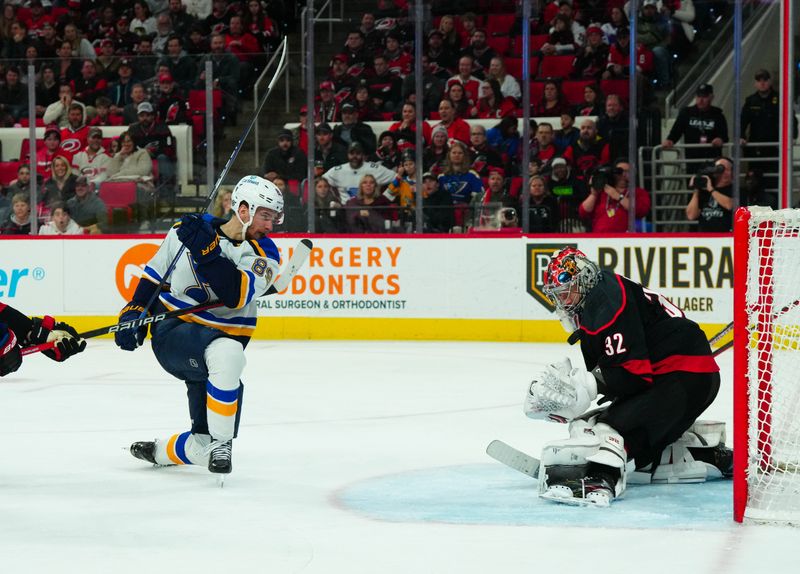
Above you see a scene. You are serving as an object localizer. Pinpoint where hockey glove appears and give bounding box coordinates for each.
[114,303,148,351]
[28,316,87,362]
[0,325,23,376]
[177,214,221,264]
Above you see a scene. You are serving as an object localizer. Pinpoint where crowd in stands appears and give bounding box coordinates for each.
[0,0,288,235]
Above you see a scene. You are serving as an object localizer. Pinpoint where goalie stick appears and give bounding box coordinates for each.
[486,440,540,479]
[20,238,313,357]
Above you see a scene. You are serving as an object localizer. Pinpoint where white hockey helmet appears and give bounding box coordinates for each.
[231,175,284,226]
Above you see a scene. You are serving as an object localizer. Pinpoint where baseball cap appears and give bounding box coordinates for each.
[119,58,132,68]
[551,157,567,167]
[277,128,293,140]
[44,125,60,139]
[299,104,308,114]
[422,172,437,181]
[755,69,771,81]
[488,166,505,177]
[100,38,113,47]
[137,101,154,114]
[348,141,364,153]
[319,80,335,92]
[158,73,174,84]
[88,126,103,138]
[642,0,658,6]
[696,83,714,96]
[401,149,415,162]
[586,24,603,36]
[331,53,348,64]
[317,122,332,134]
[341,102,356,113]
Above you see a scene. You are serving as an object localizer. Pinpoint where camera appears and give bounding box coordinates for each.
[590,165,622,192]
[693,164,725,191]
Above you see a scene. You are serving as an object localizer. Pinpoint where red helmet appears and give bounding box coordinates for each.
[543,247,600,314]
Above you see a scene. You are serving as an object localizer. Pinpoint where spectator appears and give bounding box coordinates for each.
[131,1,157,36]
[485,115,521,174]
[535,80,571,118]
[0,66,28,126]
[542,13,577,56]
[105,130,155,222]
[554,0,586,46]
[127,101,177,194]
[602,6,629,44]
[579,159,651,232]
[460,29,497,79]
[63,23,95,61]
[71,60,108,109]
[482,166,515,207]
[436,99,471,145]
[573,83,604,117]
[341,29,369,75]
[548,157,588,232]
[22,1,52,39]
[72,126,112,186]
[469,124,504,177]
[596,94,629,161]
[3,164,33,199]
[359,12,382,54]
[603,26,654,81]
[262,128,308,181]
[155,73,188,125]
[384,149,417,214]
[205,0,232,34]
[323,141,396,204]
[313,177,345,233]
[2,20,31,61]
[271,176,306,232]
[54,39,82,86]
[533,121,558,167]
[476,78,516,119]
[106,59,137,116]
[315,80,340,123]
[313,122,348,173]
[663,83,728,162]
[372,131,402,170]
[741,69,794,190]
[562,118,611,179]
[446,82,475,119]
[122,83,149,125]
[686,156,734,232]
[91,4,117,39]
[153,13,175,55]
[44,83,87,128]
[573,23,609,80]
[21,125,62,178]
[486,57,521,103]
[555,111,580,154]
[204,33,242,124]
[37,21,60,61]
[185,23,211,59]
[167,0,195,37]
[401,54,446,118]
[352,83,382,122]
[225,14,262,93]
[95,40,122,83]
[35,65,60,118]
[211,187,234,220]
[367,54,403,113]
[437,140,483,210]
[421,171,454,232]
[157,36,198,92]
[42,154,78,218]
[438,14,461,51]
[383,30,414,78]
[60,103,90,156]
[333,103,377,155]
[458,12,478,46]
[448,56,483,104]
[131,36,158,83]
[637,0,671,89]
[327,54,356,100]
[114,16,141,56]
[66,176,108,234]
[345,174,393,233]
[425,29,457,79]
[524,174,560,233]
[661,0,697,59]
[0,193,32,235]
[423,124,450,173]
[38,202,83,235]
[295,105,310,154]
[741,167,778,210]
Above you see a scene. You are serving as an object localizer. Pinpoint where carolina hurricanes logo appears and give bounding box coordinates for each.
[60,139,82,153]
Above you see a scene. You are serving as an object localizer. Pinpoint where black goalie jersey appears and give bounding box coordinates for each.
[576,270,719,399]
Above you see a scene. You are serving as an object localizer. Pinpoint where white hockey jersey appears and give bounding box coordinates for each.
[139,223,280,339]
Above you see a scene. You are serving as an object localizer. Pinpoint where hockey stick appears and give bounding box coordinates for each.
[138,38,289,320]
[708,298,800,358]
[486,440,540,479]
[20,238,312,357]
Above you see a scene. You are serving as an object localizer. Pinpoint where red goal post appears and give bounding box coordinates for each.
[734,206,800,524]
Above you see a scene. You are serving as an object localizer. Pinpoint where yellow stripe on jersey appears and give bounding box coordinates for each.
[166,433,185,465]
[237,270,251,309]
[160,299,256,337]
[207,395,238,417]
[248,240,267,258]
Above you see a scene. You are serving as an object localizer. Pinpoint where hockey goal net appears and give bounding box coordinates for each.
[734,206,800,524]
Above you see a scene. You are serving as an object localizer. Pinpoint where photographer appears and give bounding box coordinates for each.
[686,157,734,232]
[579,160,651,233]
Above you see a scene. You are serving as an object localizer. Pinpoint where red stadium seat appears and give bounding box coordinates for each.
[539,55,575,79]
[509,34,550,56]
[188,89,223,114]
[486,35,511,56]
[509,177,522,199]
[530,81,545,104]
[486,14,516,38]
[0,161,22,186]
[562,80,594,105]
[600,79,630,104]
[505,56,540,82]
[98,181,137,226]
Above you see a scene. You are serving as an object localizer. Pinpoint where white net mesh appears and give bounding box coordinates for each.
[744,207,800,523]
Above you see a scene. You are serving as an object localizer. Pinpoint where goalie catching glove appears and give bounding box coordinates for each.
[524,358,598,423]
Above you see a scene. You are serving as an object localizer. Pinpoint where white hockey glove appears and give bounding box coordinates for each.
[524,358,598,423]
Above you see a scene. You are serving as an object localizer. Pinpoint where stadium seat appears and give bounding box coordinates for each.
[486,14,516,38]
[509,177,522,199]
[98,181,137,226]
[17,117,46,127]
[19,138,45,161]
[539,55,575,79]
[530,81,545,104]
[505,56,540,82]
[486,35,511,56]
[562,80,594,105]
[0,161,22,186]
[509,34,550,56]
[600,79,630,104]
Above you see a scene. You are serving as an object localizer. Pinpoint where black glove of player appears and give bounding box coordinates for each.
[28,316,87,362]
[0,324,23,376]
[177,214,221,264]
[114,303,148,351]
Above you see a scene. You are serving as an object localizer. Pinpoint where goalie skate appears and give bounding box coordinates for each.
[540,475,616,508]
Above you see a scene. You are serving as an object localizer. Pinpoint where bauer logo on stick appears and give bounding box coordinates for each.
[525,243,577,311]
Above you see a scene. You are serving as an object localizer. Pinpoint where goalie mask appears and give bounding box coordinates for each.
[542,247,600,315]
[231,175,284,236]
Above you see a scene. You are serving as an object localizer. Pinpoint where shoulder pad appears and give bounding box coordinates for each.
[248,236,280,262]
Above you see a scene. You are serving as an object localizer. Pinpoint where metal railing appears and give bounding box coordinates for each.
[252,38,291,167]
[299,0,346,89]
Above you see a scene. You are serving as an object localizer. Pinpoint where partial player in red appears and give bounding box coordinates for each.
[0,302,86,376]
[523,247,732,506]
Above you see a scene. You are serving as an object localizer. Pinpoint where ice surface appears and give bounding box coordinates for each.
[1,340,799,573]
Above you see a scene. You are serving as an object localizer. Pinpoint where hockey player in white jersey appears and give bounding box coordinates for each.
[115,175,283,474]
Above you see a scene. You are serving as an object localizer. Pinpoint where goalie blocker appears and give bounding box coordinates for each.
[520,247,730,507]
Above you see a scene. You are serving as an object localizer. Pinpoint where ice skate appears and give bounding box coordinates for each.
[208,440,232,474]
[541,475,616,507]
[130,441,157,465]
